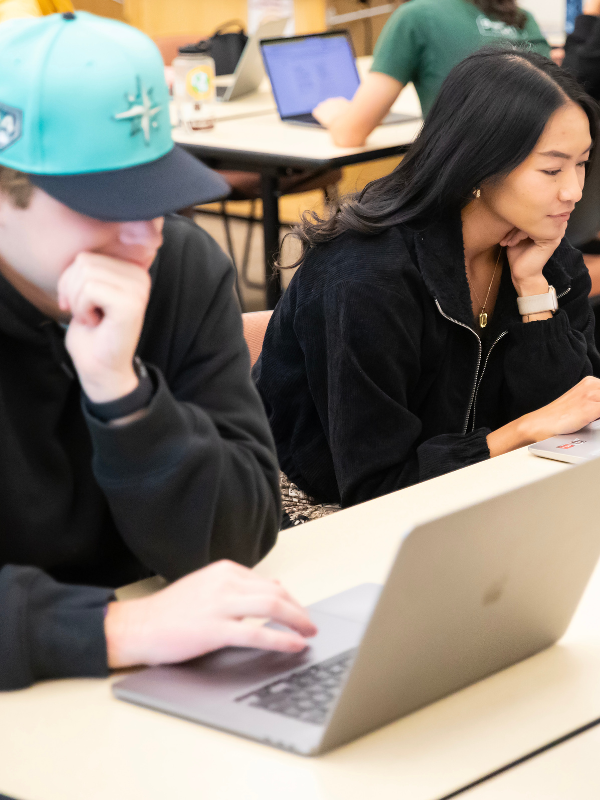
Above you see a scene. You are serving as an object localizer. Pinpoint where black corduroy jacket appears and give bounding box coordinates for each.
[254,213,600,507]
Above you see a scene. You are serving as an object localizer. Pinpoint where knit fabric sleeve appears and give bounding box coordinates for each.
[502,261,600,420]
[83,220,281,580]
[563,14,600,101]
[0,564,113,691]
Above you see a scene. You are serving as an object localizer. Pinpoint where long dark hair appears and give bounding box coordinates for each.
[470,0,526,28]
[287,48,598,267]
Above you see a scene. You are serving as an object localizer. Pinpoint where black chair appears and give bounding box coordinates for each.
[215,167,342,296]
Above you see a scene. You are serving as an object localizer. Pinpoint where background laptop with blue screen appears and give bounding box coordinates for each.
[260,30,419,127]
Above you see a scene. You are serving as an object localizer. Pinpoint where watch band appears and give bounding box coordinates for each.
[83,358,154,423]
[516,285,558,316]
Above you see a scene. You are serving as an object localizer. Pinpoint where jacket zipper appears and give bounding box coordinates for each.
[435,286,571,435]
[470,330,508,432]
[434,299,482,434]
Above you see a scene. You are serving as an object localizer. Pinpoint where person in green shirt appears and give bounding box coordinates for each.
[314,0,550,146]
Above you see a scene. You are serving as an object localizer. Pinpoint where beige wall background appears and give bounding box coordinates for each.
[74,0,124,21]
[71,0,403,44]
[77,0,330,39]
[519,0,565,39]
[72,0,565,47]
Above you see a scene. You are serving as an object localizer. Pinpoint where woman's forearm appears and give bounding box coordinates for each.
[487,415,535,458]
[314,72,404,148]
[328,113,370,148]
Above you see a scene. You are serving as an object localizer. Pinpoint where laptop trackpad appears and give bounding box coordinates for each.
[308,583,382,625]
[112,585,382,714]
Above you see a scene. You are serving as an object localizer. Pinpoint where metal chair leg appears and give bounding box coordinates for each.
[221,200,237,270]
[221,201,245,311]
[240,200,266,291]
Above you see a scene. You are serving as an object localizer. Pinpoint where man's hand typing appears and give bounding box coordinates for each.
[104,561,318,668]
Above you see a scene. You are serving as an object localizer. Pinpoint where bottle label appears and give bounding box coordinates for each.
[186,65,215,101]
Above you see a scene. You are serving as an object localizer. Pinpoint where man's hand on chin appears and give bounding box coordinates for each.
[57,252,151,403]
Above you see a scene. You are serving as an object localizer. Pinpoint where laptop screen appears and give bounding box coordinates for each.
[261,33,360,118]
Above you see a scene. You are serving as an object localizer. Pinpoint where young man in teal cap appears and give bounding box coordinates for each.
[0,12,316,691]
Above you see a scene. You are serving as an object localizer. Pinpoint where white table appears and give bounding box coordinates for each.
[5,448,600,800]
[171,87,277,125]
[172,107,421,170]
[458,720,600,799]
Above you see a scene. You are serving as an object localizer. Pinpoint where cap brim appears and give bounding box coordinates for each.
[27,145,230,221]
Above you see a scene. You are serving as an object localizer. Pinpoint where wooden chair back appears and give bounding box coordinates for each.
[242,310,273,368]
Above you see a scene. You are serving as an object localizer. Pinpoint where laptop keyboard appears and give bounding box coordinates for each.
[287,113,321,126]
[236,649,356,725]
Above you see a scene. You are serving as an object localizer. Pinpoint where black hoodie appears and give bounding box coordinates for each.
[254,213,600,507]
[564,14,600,102]
[0,215,280,690]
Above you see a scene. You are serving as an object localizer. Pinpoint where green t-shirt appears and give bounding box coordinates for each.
[371,0,550,115]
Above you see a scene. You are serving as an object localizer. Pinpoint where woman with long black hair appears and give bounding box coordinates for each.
[313,0,549,146]
[254,48,600,525]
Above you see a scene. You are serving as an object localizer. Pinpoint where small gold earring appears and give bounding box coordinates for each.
[473,188,481,199]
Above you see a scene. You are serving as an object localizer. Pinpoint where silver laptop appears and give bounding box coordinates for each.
[259,30,419,127]
[529,420,600,463]
[114,456,600,755]
[215,18,289,102]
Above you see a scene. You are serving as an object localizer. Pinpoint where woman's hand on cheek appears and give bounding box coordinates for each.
[501,227,563,297]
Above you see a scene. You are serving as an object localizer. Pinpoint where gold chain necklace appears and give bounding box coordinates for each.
[468,246,502,329]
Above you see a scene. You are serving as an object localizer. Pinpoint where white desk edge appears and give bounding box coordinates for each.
[4,449,600,800]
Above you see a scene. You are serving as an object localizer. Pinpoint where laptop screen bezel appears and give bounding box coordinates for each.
[259,30,360,121]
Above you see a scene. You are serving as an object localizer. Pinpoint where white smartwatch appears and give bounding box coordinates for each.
[516,285,558,316]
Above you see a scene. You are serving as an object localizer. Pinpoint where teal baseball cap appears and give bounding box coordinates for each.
[0,11,228,220]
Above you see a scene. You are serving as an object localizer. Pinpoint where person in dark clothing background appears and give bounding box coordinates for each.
[561,0,600,328]
[0,12,317,692]
[255,49,600,525]
[564,0,600,100]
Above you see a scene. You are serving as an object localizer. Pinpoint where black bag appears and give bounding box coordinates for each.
[178,21,248,76]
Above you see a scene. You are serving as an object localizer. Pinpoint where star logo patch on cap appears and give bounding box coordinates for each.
[0,103,22,152]
[114,77,161,145]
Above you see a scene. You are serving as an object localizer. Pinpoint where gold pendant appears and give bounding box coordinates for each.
[479,311,488,328]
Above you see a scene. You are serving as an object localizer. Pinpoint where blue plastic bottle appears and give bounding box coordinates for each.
[566,0,583,34]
